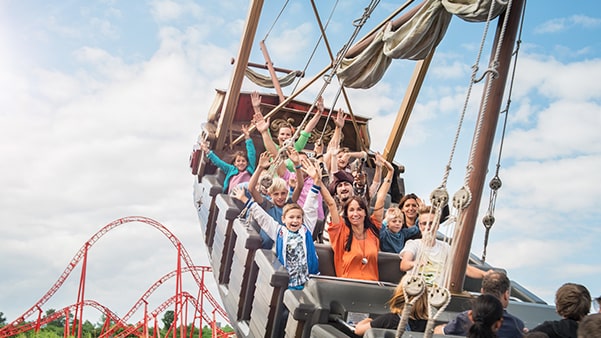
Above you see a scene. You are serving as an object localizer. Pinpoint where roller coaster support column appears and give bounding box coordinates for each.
[175,243,183,338]
[153,314,159,338]
[35,306,42,333]
[73,242,89,338]
[143,300,149,338]
[64,308,70,338]
[212,309,217,338]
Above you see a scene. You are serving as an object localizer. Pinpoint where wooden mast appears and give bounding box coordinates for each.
[382,51,434,162]
[448,0,526,294]
[214,0,264,151]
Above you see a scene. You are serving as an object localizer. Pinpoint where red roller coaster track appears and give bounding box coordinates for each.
[0,216,229,338]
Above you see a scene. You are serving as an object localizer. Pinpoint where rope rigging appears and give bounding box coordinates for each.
[396,2,519,335]
[395,276,425,338]
[262,0,291,42]
[291,0,340,95]
[423,0,513,274]
[266,0,382,170]
[481,0,527,262]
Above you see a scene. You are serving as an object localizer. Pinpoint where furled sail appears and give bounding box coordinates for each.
[337,0,507,88]
[244,67,302,88]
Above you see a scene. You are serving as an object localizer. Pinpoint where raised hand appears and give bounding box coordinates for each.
[258,151,272,169]
[253,112,270,134]
[375,152,385,167]
[288,175,297,189]
[241,124,251,139]
[251,91,262,110]
[301,158,321,183]
[200,141,210,154]
[231,186,248,203]
[334,108,345,129]
[316,96,324,112]
[287,146,300,167]
[383,158,394,172]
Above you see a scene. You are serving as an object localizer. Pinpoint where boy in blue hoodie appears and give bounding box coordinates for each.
[231,167,320,290]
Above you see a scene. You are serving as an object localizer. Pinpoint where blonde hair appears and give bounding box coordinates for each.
[268,177,288,194]
[282,203,304,217]
[388,276,429,319]
[385,207,404,224]
[417,205,434,215]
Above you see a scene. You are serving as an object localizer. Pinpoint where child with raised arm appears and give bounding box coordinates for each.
[201,124,256,193]
[247,149,304,248]
[231,161,322,290]
[252,91,322,172]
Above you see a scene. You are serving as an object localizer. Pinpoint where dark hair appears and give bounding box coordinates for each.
[398,193,418,208]
[555,283,591,321]
[342,196,379,251]
[481,271,510,299]
[468,294,503,338]
[229,150,247,165]
[399,193,419,226]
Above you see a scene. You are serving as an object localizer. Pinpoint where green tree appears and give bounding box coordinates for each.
[0,311,6,327]
[81,319,96,338]
[161,310,174,332]
[44,309,65,328]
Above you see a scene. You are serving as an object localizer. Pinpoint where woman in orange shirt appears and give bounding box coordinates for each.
[304,157,394,280]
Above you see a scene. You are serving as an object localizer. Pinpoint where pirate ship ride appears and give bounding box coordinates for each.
[191,0,559,337]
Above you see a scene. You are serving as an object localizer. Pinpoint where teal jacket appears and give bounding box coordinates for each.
[207,138,257,192]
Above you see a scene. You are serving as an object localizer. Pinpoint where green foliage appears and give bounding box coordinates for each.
[161,310,174,331]
[1,310,234,338]
[0,311,6,326]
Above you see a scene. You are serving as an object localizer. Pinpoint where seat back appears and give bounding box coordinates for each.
[283,277,395,338]
[222,218,263,324]
[211,194,243,284]
[197,174,223,248]
[377,251,404,284]
[314,243,336,277]
[248,249,289,338]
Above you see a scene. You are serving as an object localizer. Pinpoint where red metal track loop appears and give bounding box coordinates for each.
[0,216,228,338]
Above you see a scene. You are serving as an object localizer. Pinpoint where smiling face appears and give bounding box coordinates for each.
[336,181,353,201]
[400,197,419,223]
[233,155,248,172]
[277,126,293,145]
[282,205,304,232]
[270,189,288,207]
[336,151,349,169]
[346,199,366,227]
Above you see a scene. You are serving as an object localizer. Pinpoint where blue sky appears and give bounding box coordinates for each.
[1,0,600,326]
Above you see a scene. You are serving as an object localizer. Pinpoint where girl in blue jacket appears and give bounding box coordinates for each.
[201,124,256,193]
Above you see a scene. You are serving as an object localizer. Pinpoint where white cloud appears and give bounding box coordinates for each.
[535,15,601,34]
[150,0,184,22]
[90,17,119,39]
[487,238,565,269]
[267,23,314,65]
[501,155,601,213]
[504,100,601,160]
[514,55,601,101]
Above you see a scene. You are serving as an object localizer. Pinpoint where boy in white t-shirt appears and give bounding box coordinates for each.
[400,205,487,287]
